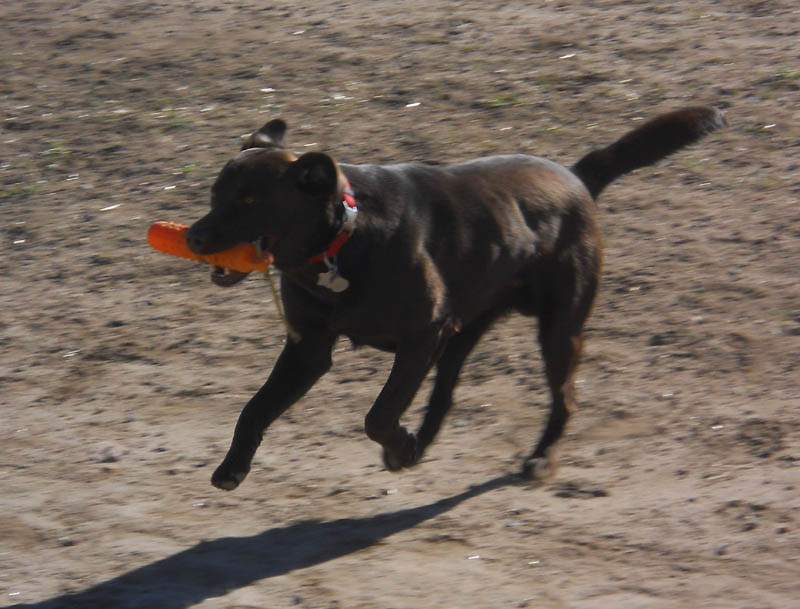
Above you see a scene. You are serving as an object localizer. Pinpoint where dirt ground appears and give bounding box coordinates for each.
[1,1,799,607]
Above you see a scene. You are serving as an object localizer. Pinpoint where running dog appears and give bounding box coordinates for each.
[186,106,725,490]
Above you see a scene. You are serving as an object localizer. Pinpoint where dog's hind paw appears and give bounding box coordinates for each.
[520,456,557,481]
[211,462,249,491]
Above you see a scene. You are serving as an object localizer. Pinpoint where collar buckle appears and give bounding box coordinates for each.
[308,181,358,266]
[341,199,358,233]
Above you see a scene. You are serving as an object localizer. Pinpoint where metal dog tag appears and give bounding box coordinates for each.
[317,269,349,292]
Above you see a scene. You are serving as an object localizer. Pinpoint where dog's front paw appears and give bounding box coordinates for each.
[211,461,249,491]
[382,432,418,472]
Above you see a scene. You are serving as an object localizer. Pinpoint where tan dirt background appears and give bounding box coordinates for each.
[1,1,799,608]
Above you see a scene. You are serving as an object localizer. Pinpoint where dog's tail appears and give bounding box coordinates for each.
[571,106,726,199]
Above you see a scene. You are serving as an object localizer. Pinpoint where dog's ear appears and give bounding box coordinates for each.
[288,152,339,199]
[241,119,287,150]
[260,119,287,145]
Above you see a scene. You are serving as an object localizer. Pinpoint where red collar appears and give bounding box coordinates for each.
[308,183,357,265]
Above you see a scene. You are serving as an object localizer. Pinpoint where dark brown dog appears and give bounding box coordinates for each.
[186,107,725,490]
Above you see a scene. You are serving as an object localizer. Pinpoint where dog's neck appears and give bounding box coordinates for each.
[307,183,358,267]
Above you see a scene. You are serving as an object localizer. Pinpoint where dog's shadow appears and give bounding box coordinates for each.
[13,473,520,609]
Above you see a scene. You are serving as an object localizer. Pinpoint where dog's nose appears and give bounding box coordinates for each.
[185,225,207,254]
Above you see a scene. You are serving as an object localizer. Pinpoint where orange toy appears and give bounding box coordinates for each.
[147,221,273,272]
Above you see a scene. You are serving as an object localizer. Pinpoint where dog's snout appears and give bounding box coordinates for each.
[185,225,208,254]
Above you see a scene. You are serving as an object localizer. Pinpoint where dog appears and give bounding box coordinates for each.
[186,106,725,490]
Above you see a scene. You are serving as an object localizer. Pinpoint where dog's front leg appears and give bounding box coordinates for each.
[364,331,447,471]
[211,332,336,490]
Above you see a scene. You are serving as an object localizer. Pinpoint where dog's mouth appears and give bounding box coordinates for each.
[210,266,249,288]
[208,236,274,288]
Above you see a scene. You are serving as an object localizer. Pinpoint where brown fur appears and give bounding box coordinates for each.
[186,107,725,490]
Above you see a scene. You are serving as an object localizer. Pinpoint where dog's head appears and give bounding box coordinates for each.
[187,120,347,286]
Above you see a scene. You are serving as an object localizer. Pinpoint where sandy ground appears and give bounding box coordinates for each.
[1,1,799,608]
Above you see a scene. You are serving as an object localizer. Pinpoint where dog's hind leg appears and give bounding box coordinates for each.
[522,321,584,480]
[521,273,597,480]
[415,310,499,461]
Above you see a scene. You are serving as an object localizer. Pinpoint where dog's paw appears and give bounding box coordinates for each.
[211,462,249,491]
[520,455,557,481]
[382,433,418,472]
